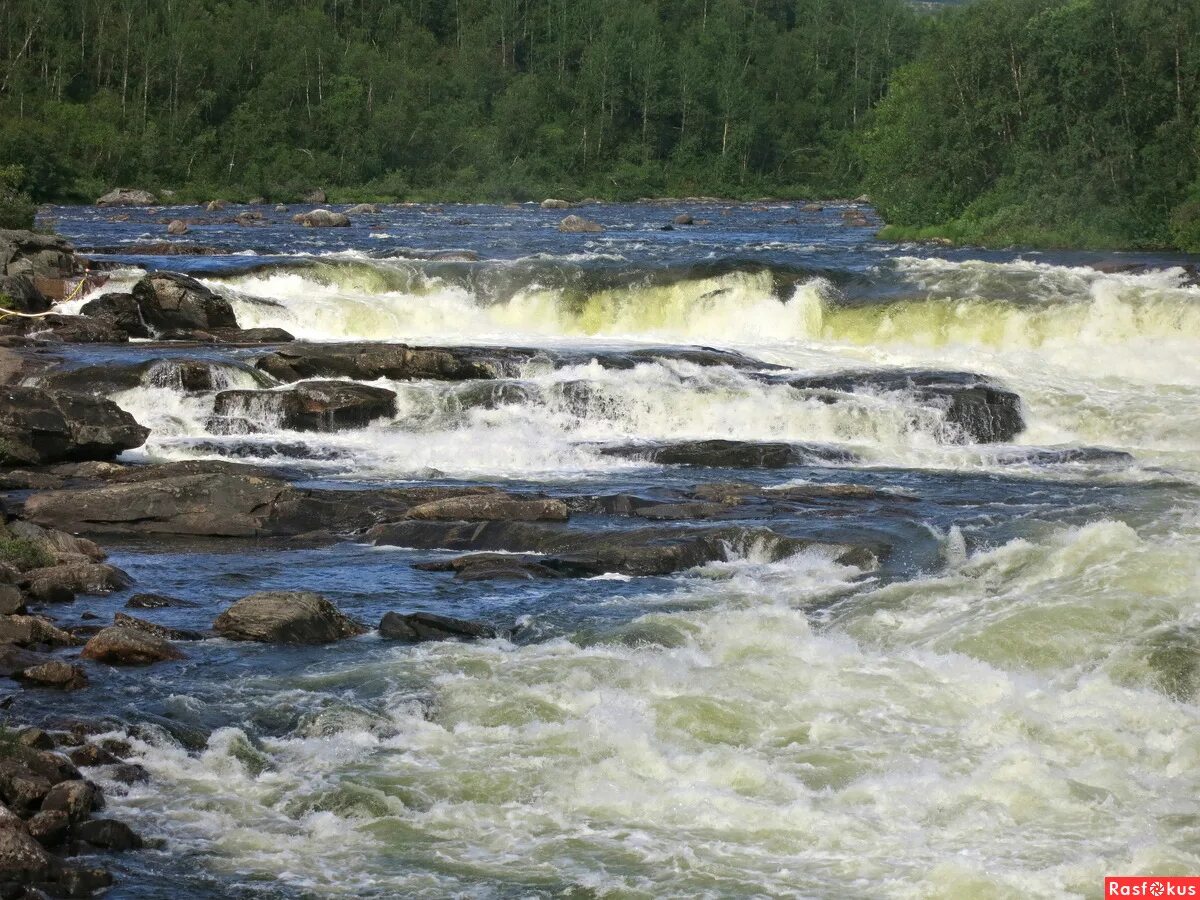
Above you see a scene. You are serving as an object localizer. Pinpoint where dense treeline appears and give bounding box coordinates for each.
[2,0,1198,251]
[865,0,1200,250]
[0,0,920,206]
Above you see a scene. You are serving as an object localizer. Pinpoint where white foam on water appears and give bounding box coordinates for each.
[102,536,1200,896]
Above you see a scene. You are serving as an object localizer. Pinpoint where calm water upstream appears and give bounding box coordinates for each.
[19,200,1200,898]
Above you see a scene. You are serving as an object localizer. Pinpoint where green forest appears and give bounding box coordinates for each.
[0,0,1198,250]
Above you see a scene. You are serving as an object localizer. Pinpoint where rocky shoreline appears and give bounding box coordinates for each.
[0,226,1041,896]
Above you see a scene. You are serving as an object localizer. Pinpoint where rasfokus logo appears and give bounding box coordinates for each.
[1106,877,1200,897]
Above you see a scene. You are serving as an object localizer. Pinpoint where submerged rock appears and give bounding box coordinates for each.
[38,356,273,396]
[254,342,773,383]
[763,370,1025,444]
[210,381,397,433]
[377,521,880,577]
[599,439,855,468]
[80,627,186,665]
[379,611,497,642]
[213,591,365,644]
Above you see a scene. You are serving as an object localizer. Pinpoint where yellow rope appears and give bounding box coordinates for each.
[0,273,90,320]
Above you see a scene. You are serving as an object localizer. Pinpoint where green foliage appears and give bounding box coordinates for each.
[0,165,35,229]
[0,0,923,203]
[0,531,53,572]
[1170,198,1200,253]
[864,0,1200,250]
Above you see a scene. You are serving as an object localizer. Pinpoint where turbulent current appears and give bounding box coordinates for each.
[28,201,1200,898]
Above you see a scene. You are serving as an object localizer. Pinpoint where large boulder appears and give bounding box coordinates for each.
[22,562,132,599]
[540,198,572,209]
[0,386,148,466]
[0,274,49,314]
[95,188,157,207]
[0,229,81,284]
[130,271,239,332]
[213,591,365,644]
[0,818,53,883]
[558,215,603,233]
[79,292,151,338]
[80,626,185,665]
[0,616,72,648]
[292,209,350,228]
[210,381,397,433]
[16,660,88,690]
[379,611,497,642]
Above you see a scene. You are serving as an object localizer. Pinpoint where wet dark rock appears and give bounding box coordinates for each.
[0,647,50,678]
[15,662,87,691]
[0,587,23,616]
[992,446,1135,466]
[108,764,149,786]
[378,611,497,642]
[25,810,69,848]
[255,342,773,384]
[67,746,122,769]
[414,553,569,581]
[673,213,694,225]
[763,370,1025,444]
[0,387,148,466]
[75,819,142,851]
[131,271,238,333]
[79,627,185,666]
[37,356,273,397]
[53,863,114,896]
[404,496,569,522]
[563,494,668,516]
[0,818,52,883]
[14,731,53,752]
[599,439,856,468]
[210,381,397,433]
[78,293,151,338]
[21,563,131,599]
[123,593,197,610]
[234,211,263,226]
[111,612,204,641]
[17,315,129,345]
[632,501,735,520]
[0,618,72,649]
[213,591,366,644]
[40,781,101,824]
[374,521,881,577]
[0,275,49,315]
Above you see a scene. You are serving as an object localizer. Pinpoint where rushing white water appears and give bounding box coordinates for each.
[58,244,1200,897]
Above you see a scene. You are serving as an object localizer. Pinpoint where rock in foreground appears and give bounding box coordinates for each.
[80,626,186,665]
[0,387,148,466]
